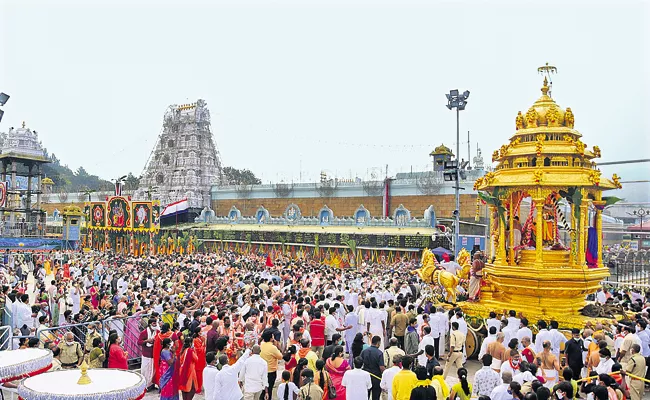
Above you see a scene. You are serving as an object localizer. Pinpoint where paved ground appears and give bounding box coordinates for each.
[141,359,483,399]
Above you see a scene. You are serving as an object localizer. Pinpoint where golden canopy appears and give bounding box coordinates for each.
[474,77,621,193]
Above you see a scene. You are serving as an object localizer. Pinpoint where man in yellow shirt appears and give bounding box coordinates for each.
[392,355,417,400]
[443,322,466,379]
[260,331,282,400]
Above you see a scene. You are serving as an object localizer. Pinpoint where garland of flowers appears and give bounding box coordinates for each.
[475,197,484,222]
[514,200,536,253]
[0,350,52,384]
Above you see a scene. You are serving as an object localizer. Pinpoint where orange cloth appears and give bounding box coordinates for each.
[179,348,199,392]
[193,337,206,392]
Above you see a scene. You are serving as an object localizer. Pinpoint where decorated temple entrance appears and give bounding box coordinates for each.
[85,196,161,255]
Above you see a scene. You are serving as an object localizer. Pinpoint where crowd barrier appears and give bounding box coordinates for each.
[1,312,181,366]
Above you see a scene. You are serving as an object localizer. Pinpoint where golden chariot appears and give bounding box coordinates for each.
[419,65,623,355]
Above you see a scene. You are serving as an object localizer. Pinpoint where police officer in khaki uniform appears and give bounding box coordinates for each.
[442,321,466,379]
[624,343,646,400]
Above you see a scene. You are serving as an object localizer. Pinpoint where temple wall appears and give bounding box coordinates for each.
[211,193,482,221]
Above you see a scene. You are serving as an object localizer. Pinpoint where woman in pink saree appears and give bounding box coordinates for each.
[325,346,350,400]
[89,282,99,309]
[159,337,179,400]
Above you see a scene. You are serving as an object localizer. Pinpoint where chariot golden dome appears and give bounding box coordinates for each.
[474,69,621,192]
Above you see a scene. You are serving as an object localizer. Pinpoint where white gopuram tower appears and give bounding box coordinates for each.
[137,99,222,209]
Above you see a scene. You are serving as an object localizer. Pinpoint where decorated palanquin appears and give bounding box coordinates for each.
[464,67,622,326]
[85,196,160,255]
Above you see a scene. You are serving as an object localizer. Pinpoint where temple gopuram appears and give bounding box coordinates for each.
[462,66,622,328]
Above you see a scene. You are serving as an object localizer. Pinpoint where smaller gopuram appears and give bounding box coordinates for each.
[468,65,621,325]
[0,122,49,237]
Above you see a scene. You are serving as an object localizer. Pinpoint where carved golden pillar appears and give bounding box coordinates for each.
[489,205,496,260]
[596,208,603,268]
[497,206,507,266]
[578,203,588,266]
[508,193,515,264]
[535,199,544,267]
[570,203,576,266]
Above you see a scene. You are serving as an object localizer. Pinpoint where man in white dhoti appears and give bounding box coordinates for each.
[138,318,158,389]
[436,307,448,359]
[366,301,386,349]
[344,305,358,355]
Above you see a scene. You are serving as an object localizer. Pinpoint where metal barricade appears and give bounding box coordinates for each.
[9,335,38,350]
[1,312,181,368]
[102,314,146,362]
[0,325,10,350]
[36,322,91,350]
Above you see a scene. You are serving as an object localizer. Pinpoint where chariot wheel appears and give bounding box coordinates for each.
[465,329,479,359]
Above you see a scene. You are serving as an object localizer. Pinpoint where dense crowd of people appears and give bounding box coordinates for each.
[1,249,650,400]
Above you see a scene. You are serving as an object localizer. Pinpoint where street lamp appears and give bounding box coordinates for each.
[446,89,470,254]
[628,207,649,230]
[0,92,10,123]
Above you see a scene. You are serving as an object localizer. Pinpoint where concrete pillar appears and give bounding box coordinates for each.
[9,160,17,227]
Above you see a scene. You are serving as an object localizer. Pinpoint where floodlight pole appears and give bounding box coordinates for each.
[446,89,469,255]
[455,107,460,255]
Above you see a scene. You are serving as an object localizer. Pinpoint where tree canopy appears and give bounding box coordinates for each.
[222,167,261,185]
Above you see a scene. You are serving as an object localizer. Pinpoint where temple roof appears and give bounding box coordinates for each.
[0,122,49,163]
[429,144,453,156]
[475,72,620,193]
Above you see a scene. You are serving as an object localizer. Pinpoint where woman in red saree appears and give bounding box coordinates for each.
[172,322,184,360]
[325,346,349,400]
[159,338,179,400]
[63,262,70,280]
[153,323,174,386]
[191,329,206,393]
[178,337,199,400]
[89,282,99,309]
[107,333,128,370]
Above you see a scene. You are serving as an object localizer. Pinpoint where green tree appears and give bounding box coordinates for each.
[50,153,60,166]
[222,167,261,185]
[124,172,141,191]
[76,166,89,177]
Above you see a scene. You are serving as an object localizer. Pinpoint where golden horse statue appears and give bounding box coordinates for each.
[413,248,460,303]
[457,248,472,280]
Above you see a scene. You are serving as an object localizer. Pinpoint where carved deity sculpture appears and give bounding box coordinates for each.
[525,107,539,128]
[565,107,575,128]
[592,145,601,158]
[546,105,561,127]
[515,111,525,130]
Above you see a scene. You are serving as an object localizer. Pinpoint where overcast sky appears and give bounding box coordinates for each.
[1,0,649,199]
